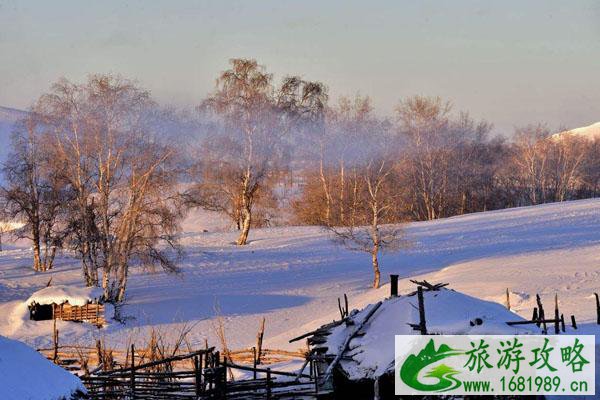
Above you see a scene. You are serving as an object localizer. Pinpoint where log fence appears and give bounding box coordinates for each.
[79,348,316,400]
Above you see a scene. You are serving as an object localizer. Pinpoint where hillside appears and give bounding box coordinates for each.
[0,106,27,162]
[0,199,599,352]
[552,121,600,141]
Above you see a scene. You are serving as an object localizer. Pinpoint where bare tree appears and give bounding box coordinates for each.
[396,96,493,220]
[1,113,70,271]
[511,124,551,205]
[396,96,453,220]
[37,74,183,302]
[547,134,587,202]
[327,157,405,289]
[191,58,326,245]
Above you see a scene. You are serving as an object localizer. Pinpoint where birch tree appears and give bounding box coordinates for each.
[38,74,183,302]
[511,124,551,205]
[192,58,326,245]
[1,113,70,271]
[326,157,404,289]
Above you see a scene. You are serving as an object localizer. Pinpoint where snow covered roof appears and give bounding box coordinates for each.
[27,285,103,307]
[0,335,85,400]
[313,288,540,381]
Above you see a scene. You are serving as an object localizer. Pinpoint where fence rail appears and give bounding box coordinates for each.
[78,348,319,400]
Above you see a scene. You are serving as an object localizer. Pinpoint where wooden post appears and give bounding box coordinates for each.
[214,350,220,394]
[536,294,547,333]
[52,317,59,364]
[95,339,102,370]
[595,293,600,324]
[222,359,227,400]
[130,344,135,399]
[344,293,349,316]
[506,288,511,310]
[266,368,272,400]
[252,346,257,380]
[194,355,201,396]
[390,274,399,297]
[532,307,538,325]
[571,315,578,329]
[417,286,427,335]
[554,293,560,335]
[560,314,565,333]
[256,318,265,365]
[199,352,205,392]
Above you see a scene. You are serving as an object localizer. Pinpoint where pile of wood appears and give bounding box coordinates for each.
[407,279,448,296]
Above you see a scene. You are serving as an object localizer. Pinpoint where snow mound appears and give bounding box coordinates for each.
[27,285,104,307]
[0,335,85,400]
[320,289,539,380]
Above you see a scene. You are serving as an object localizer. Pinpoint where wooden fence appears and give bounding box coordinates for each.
[52,302,106,326]
[78,348,318,400]
[38,345,305,373]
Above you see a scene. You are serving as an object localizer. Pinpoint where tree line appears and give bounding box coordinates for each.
[2,58,600,295]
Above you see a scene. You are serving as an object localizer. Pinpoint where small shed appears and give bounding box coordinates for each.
[27,285,109,327]
[296,281,540,399]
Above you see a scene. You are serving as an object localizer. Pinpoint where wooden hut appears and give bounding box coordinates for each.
[291,278,541,399]
[27,285,109,327]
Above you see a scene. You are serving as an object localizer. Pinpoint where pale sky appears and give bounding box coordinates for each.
[1,0,599,134]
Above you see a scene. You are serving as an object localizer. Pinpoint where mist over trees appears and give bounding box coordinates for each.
[1,75,184,303]
[2,58,600,294]
[186,59,326,245]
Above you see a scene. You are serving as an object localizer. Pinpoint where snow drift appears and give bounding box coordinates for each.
[0,335,85,400]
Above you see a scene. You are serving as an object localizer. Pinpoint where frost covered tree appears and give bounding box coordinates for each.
[1,113,71,271]
[190,58,326,245]
[36,75,183,302]
[322,112,405,289]
[510,124,551,205]
[326,156,405,289]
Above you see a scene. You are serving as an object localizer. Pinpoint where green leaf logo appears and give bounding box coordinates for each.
[400,339,464,392]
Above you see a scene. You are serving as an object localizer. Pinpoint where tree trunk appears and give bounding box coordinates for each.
[32,222,42,271]
[116,262,129,303]
[237,206,251,245]
[319,152,332,224]
[371,244,380,289]
[339,160,345,224]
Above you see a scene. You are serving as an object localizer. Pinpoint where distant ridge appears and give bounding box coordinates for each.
[552,121,600,141]
[0,106,28,163]
[0,106,27,122]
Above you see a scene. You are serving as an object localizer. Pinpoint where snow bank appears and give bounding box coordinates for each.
[27,285,103,307]
[321,289,539,380]
[0,335,85,400]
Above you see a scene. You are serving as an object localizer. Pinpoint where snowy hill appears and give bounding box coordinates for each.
[552,121,600,141]
[0,199,599,354]
[0,106,27,162]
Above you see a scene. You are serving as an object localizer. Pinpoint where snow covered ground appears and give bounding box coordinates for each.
[0,335,85,400]
[0,198,599,354]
